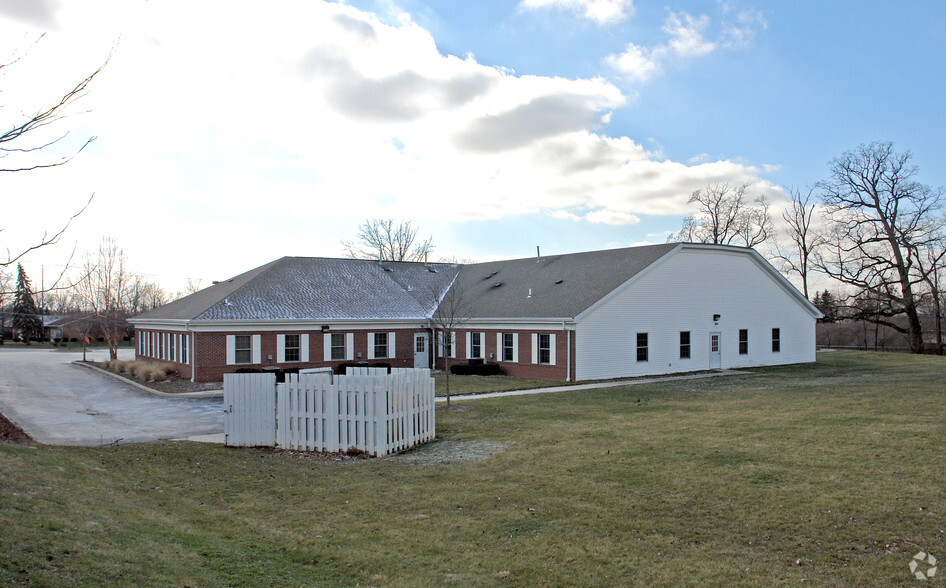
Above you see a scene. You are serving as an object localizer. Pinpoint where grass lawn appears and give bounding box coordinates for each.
[433,372,577,396]
[2,350,945,585]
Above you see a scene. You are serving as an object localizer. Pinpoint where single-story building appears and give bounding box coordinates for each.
[129,243,821,382]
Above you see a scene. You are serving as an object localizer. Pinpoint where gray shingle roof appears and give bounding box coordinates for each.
[134,257,460,322]
[447,243,678,319]
[132,244,694,323]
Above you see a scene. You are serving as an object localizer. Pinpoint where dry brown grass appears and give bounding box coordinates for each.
[105,360,175,382]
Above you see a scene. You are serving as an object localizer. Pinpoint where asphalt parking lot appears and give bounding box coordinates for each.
[0,347,222,445]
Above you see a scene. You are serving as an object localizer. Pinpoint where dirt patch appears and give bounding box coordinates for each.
[393,440,509,464]
[0,411,33,445]
[263,446,373,462]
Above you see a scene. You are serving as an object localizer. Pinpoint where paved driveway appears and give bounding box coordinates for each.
[0,347,222,445]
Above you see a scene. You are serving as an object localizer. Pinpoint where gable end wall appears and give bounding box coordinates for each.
[575,249,816,380]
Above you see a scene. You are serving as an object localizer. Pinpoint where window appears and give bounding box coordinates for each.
[373,332,388,359]
[471,332,482,358]
[331,333,346,360]
[158,333,165,359]
[181,335,188,364]
[636,332,648,362]
[169,334,176,363]
[503,333,515,361]
[772,328,780,353]
[739,329,748,355]
[538,334,551,364]
[284,334,301,362]
[234,335,252,364]
[680,331,691,359]
[440,331,455,358]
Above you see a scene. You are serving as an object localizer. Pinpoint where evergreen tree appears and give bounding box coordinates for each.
[813,289,839,323]
[12,264,43,344]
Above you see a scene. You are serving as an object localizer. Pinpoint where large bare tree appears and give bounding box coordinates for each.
[1,39,107,269]
[342,218,435,262]
[672,183,772,247]
[814,141,944,353]
[76,238,136,360]
[772,187,823,298]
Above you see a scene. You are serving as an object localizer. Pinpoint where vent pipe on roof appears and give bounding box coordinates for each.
[528,288,533,298]
[536,246,541,262]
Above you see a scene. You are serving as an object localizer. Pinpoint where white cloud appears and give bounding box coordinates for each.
[518,0,634,24]
[585,209,641,225]
[0,0,776,290]
[604,43,660,81]
[607,7,763,80]
[663,11,715,57]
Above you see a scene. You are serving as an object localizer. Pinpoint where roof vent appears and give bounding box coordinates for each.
[224,298,233,306]
[382,266,393,272]
[427,267,438,273]
[484,271,498,280]
[555,279,563,284]
[527,288,533,298]
[492,282,503,288]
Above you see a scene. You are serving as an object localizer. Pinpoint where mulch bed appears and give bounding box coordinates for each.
[0,412,33,445]
[86,361,222,394]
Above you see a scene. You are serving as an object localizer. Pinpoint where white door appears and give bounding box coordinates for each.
[414,333,429,369]
[709,332,721,369]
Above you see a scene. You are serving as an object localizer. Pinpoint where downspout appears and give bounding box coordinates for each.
[564,320,570,382]
[187,322,196,383]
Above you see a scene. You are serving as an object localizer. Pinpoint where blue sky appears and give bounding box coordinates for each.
[1,0,944,292]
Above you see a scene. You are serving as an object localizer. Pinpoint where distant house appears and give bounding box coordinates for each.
[129,243,821,382]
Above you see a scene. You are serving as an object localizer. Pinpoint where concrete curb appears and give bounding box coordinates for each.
[72,361,224,399]
[435,369,752,403]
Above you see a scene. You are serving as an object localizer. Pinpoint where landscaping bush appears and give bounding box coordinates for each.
[334,362,391,375]
[450,362,501,376]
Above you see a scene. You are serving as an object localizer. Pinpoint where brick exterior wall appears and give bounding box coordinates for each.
[183,328,429,382]
[434,328,575,381]
[138,326,578,383]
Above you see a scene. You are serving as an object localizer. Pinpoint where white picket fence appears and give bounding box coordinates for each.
[223,368,436,456]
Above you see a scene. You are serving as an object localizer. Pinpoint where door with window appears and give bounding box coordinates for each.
[709,332,721,369]
[414,333,429,369]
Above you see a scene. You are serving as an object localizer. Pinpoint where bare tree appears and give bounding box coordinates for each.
[814,141,944,353]
[911,228,946,353]
[429,281,469,407]
[772,187,823,298]
[671,183,772,247]
[76,238,136,360]
[1,40,108,268]
[342,218,435,262]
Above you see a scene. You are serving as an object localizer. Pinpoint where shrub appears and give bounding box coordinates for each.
[450,362,502,376]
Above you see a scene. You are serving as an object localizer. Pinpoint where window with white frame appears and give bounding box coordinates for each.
[470,332,482,358]
[502,333,515,361]
[636,332,648,362]
[739,329,749,355]
[284,334,301,362]
[181,335,188,364]
[538,334,551,364]
[439,331,455,358]
[373,332,388,358]
[330,333,346,360]
[680,331,690,359]
[158,333,165,359]
[169,334,176,362]
[234,335,252,364]
[771,328,780,353]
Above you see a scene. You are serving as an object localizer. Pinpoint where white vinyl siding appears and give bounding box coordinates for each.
[575,248,817,380]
